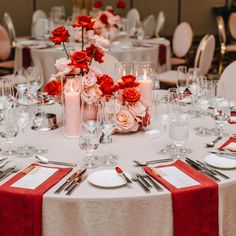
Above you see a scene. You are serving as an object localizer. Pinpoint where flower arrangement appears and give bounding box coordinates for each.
[45,15,150,133]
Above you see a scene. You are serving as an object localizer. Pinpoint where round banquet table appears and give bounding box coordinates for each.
[1,102,236,236]
[14,38,171,83]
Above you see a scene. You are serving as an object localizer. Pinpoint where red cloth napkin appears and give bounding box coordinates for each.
[158,44,166,66]
[0,164,72,236]
[218,137,236,151]
[22,47,32,68]
[229,112,236,124]
[144,160,219,236]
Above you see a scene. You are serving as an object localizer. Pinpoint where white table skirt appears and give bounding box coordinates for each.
[14,38,171,84]
[1,103,236,235]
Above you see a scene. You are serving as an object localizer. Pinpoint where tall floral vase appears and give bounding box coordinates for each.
[62,75,81,138]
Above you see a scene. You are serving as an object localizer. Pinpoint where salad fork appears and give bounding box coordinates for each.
[131,171,150,193]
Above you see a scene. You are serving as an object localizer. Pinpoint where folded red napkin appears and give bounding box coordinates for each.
[144,160,219,236]
[22,47,32,68]
[219,137,236,151]
[229,112,236,124]
[158,44,166,66]
[0,164,72,236]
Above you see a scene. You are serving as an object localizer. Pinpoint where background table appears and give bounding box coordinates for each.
[1,102,236,236]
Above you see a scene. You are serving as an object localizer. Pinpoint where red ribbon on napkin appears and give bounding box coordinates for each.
[144,160,219,236]
[218,137,236,151]
[0,164,72,236]
[229,112,236,124]
[158,44,166,66]
[22,47,32,68]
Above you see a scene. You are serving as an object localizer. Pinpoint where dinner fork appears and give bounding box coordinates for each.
[131,171,150,193]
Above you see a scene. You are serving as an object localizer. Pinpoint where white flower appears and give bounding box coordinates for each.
[82,71,97,87]
[91,35,109,50]
[55,58,73,76]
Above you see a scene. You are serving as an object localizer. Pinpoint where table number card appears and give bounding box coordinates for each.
[158,166,200,188]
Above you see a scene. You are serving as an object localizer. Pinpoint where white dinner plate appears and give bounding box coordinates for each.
[204,154,236,169]
[88,169,131,188]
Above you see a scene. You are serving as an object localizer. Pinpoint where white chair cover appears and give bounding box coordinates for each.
[156,11,165,38]
[216,15,226,45]
[194,34,215,75]
[2,12,16,47]
[92,53,121,82]
[126,8,140,30]
[143,14,156,37]
[229,13,236,41]
[0,25,11,61]
[31,10,47,37]
[218,61,236,102]
[172,22,193,58]
[32,18,49,38]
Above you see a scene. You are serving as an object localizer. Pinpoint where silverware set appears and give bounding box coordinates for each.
[54,169,87,195]
[185,158,229,182]
[0,166,18,181]
[133,158,173,166]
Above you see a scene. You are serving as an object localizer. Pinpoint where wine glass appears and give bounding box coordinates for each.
[212,99,230,137]
[26,66,43,96]
[0,121,18,156]
[32,102,48,155]
[99,97,118,167]
[169,113,189,159]
[177,66,187,98]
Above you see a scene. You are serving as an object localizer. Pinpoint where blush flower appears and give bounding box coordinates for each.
[91,35,109,50]
[55,58,73,76]
[129,101,147,118]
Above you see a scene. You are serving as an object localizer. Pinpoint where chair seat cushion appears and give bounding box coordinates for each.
[0,60,14,69]
[171,57,186,66]
[226,44,236,52]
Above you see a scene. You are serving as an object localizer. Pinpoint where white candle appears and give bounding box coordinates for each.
[138,78,153,109]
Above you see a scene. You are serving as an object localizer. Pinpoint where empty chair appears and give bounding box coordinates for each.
[228,13,236,41]
[32,18,49,38]
[156,11,165,38]
[31,10,47,37]
[2,12,16,47]
[218,61,236,102]
[126,8,140,30]
[143,14,156,38]
[159,34,215,88]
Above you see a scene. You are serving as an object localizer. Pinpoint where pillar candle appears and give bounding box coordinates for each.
[138,79,153,109]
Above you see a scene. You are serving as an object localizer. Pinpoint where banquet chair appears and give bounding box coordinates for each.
[216,15,236,75]
[159,34,215,89]
[2,12,16,48]
[31,10,47,37]
[126,8,140,30]
[0,24,14,75]
[32,18,49,38]
[218,61,236,102]
[92,53,121,82]
[143,14,156,38]
[228,12,236,41]
[155,11,165,38]
[171,22,193,67]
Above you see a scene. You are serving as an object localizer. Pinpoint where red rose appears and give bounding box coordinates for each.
[94,0,103,8]
[118,75,139,89]
[122,87,141,103]
[86,44,104,63]
[100,14,109,25]
[142,110,151,127]
[50,26,70,45]
[116,0,125,9]
[97,74,119,99]
[71,16,95,31]
[69,51,90,72]
[44,80,62,96]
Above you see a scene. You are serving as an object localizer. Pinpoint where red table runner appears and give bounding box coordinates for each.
[0,164,72,236]
[158,44,166,66]
[229,112,236,124]
[22,47,32,68]
[144,160,219,236]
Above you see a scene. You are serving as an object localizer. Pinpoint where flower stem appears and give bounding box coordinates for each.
[89,48,96,65]
[62,42,69,59]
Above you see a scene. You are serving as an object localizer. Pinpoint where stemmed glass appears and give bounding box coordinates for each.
[169,113,189,159]
[177,66,187,99]
[0,121,18,156]
[212,99,231,137]
[99,97,117,167]
[32,102,48,154]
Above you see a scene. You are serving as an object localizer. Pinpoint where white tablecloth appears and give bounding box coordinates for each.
[14,38,171,84]
[1,102,236,236]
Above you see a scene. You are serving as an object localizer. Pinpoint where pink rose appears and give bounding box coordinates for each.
[129,101,147,118]
[55,58,74,76]
[83,71,97,87]
[116,106,139,132]
[91,35,109,50]
[89,66,103,77]
[81,85,102,103]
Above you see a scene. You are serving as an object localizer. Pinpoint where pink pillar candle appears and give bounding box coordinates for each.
[138,79,153,108]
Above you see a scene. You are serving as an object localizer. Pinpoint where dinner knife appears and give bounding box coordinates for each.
[66,175,87,195]
[115,167,132,184]
[64,169,87,191]
[54,172,78,194]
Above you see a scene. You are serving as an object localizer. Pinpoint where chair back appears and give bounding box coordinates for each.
[143,14,156,37]
[218,61,236,101]
[31,10,47,37]
[216,15,226,44]
[32,18,49,38]
[172,22,193,58]
[126,8,140,28]
[156,11,165,37]
[91,53,121,82]
[194,34,215,75]
[0,24,11,61]
[2,12,16,47]
[228,12,236,40]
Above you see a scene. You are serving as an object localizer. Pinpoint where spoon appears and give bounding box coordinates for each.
[133,158,173,166]
[35,155,77,167]
[206,136,223,148]
[0,160,9,168]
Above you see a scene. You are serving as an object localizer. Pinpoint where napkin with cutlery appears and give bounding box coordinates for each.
[219,137,236,152]
[144,160,219,236]
[0,164,72,236]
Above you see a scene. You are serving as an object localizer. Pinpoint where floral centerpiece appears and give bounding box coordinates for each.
[45,15,150,134]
